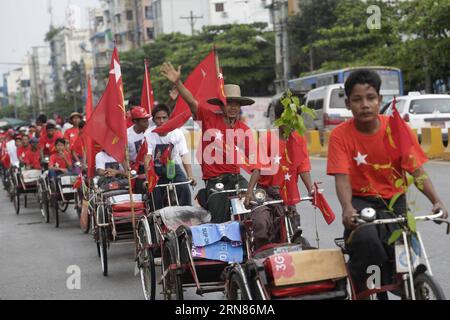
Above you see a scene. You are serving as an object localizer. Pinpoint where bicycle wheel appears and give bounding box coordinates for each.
[79,200,90,234]
[138,223,156,300]
[100,227,108,277]
[414,273,446,300]
[162,238,183,300]
[14,189,20,215]
[59,201,69,213]
[228,272,251,300]
[52,196,60,228]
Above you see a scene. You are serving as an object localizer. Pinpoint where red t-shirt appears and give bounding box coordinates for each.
[39,131,64,156]
[49,151,73,170]
[258,132,311,187]
[327,115,428,199]
[64,127,80,150]
[196,105,254,180]
[23,149,41,169]
[17,145,31,162]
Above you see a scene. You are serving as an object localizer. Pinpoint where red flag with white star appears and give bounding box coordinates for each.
[153,50,220,135]
[140,59,154,114]
[84,47,127,163]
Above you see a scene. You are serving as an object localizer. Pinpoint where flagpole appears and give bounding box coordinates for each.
[144,59,151,113]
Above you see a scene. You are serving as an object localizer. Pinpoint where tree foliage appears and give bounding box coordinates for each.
[100,23,276,104]
[288,0,450,93]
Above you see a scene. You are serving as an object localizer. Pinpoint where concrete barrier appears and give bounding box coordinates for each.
[443,128,450,161]
[307,130,322,155]
[184,130,201,150]
[421,127,444,159]
[320,131,331,157]
[411,128,419,143]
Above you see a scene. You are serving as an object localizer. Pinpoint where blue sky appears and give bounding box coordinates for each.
[0,0,95,76]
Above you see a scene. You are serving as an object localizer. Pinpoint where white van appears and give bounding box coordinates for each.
[381,93,450,143]
[304,84,353,135]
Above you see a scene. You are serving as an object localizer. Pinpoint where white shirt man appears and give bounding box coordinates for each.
[95,151,124,171]
[144,128,189,168]
[127,126,145,162]
[6,139,20,168]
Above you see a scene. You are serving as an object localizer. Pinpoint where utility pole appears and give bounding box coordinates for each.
[280,0,291,90]
[180,11,203,36]
[268,0,290,93]
[133,0,141,48]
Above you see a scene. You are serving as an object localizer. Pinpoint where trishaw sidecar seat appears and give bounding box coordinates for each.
[157,206,211,232]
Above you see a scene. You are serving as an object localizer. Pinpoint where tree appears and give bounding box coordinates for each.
[110,23,276,105]
[288,0,340,75]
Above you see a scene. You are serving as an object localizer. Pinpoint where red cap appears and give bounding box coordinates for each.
[131,107,150,120]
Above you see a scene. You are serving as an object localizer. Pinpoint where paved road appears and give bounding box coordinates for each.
[1,158,449,300]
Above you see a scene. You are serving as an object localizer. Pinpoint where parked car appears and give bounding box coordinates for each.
[380,93,450,143]
[303,84,353,138]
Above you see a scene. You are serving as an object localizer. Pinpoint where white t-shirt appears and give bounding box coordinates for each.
[144,128,189,167]
[95,152,124,171]
[62,122,73,134]
[127,126,145,162]
[6,140,19,167]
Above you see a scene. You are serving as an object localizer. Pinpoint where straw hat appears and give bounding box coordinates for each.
[207,84,255,107]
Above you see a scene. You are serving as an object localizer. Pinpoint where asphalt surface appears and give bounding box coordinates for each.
[1,158,449,300]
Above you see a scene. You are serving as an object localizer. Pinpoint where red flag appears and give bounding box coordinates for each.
[152,110,191,135]
[132,139,148,172]
[146,158,159,193]
[140,59,154,114]
[154,50,221,135]
[312,182,336,225]
[73,175,82,189]
[84,48,127,163]
[384,97,415,162]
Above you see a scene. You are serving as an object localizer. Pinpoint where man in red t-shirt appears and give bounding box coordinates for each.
[17,134,31,163]
[23,137,41,170]
[64,112,83,153]
[243,99,313,249]
[161,62,257,223]
[39,122,63,158]
[327,69,448,295]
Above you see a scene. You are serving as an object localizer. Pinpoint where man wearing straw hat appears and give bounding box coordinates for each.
[161,62,256,223]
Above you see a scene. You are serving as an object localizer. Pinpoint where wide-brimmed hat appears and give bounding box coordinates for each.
[131,107,151,120]
[70,112,83,121]
[207,84,255,107]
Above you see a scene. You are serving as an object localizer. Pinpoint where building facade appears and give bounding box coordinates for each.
[28,46,54,115]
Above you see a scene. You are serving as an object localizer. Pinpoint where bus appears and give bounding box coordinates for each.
[288,66,404,104]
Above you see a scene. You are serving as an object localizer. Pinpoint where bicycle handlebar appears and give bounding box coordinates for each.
[356,210,444,226]
[151,180,193,189]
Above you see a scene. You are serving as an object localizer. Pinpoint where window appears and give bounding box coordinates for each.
[145,6,153,19]
[215,3,224,12]
[315,99,324,110]
[126,10,133,21]
[329,89,347,109]
[115,14,121,23]
[114,34,122,45]
[147,27,154,40]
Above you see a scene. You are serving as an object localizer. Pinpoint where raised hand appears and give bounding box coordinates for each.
[161,62,181,84]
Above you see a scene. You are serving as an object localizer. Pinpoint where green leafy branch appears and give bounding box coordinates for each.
[387,173,429,245]
[273,90,316,139]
